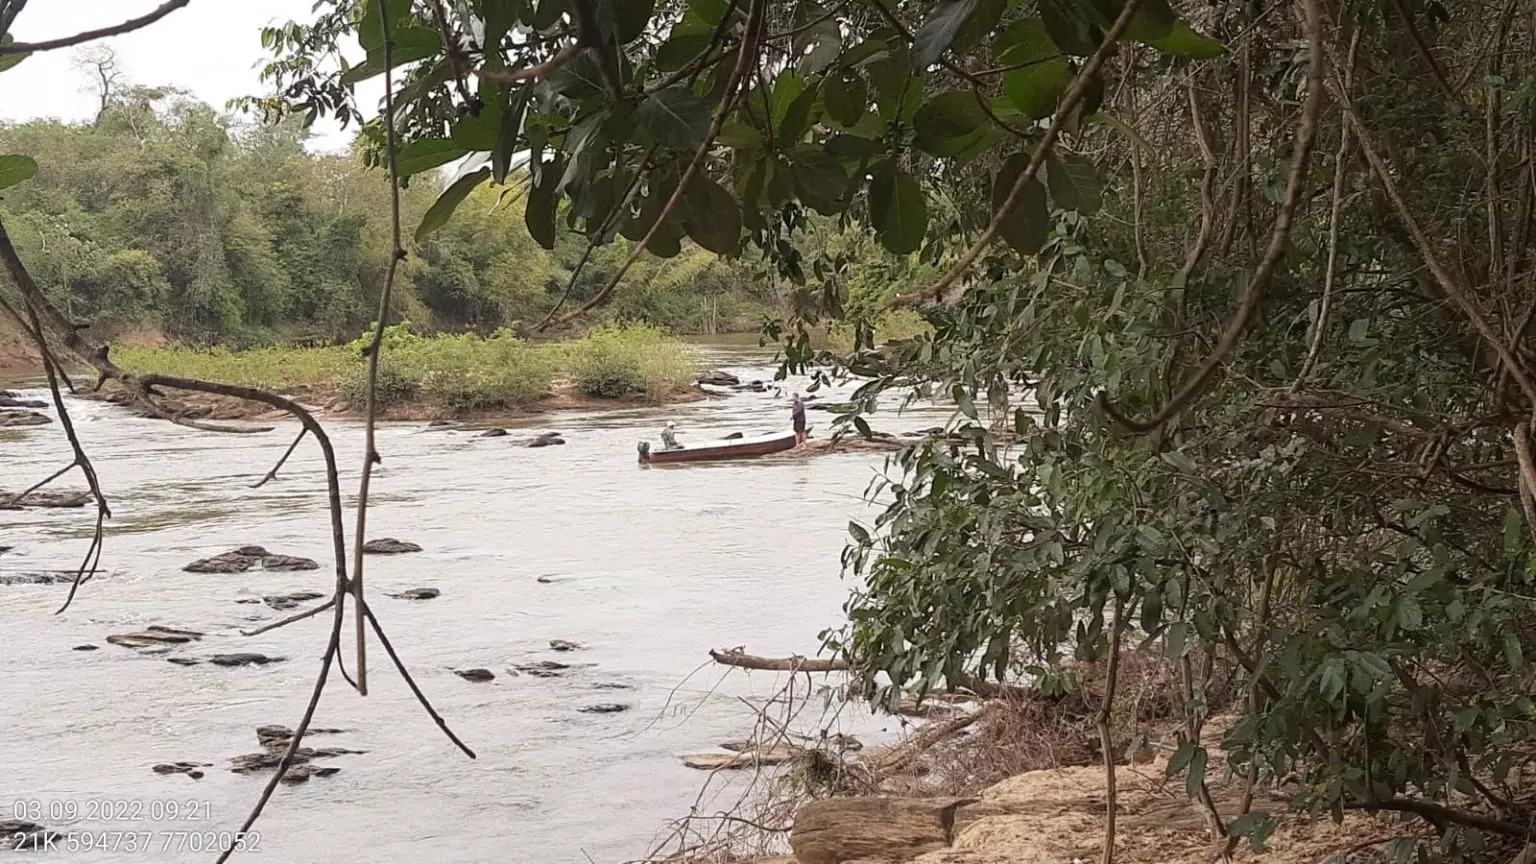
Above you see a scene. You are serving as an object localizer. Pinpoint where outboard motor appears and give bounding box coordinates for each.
[636,440,650,464]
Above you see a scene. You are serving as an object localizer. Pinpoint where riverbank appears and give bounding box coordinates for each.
[79,323,714,423]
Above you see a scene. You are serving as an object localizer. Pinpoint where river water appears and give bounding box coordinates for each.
[0,345,948,864]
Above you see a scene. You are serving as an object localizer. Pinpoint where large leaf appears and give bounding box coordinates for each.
[992,152,1049,255]
[913,0,980,70]
[491,87,531,183]
[636,87,712,151]
[415,168,490,242]
[1038,0,1099,56]
[793,1,843,74]
[359,0,412,52]
[0,35,30,74]
[1045,152,1103,214]
[342,27,445,84]
[949,0,1007,56]
[479,0,518,50]
[869,164,927,255]
[1148,21,1227,58]
[864,34,911,97]
[655,24,713,71]
[1124,0,1176,43]
[549,52,608,99]
[396,138,468,176]
[613,0,656,42]
[525,155,563,248]
[790,145,848,215]
[451,102,505,151]
[913,91,990,157]
[0,154,38,191]
[683,175,742,255]
[824,72,868,128]
[1003,61,1071,120]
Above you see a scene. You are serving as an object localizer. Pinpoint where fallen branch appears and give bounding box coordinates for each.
[871,705,992,774]
[252,429,308,488]
[240,599,335,637]
[710,648,849,672]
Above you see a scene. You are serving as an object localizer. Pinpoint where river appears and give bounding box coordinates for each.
[0,345,948,863]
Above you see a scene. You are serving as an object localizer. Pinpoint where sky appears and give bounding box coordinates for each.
[0,0,378,152]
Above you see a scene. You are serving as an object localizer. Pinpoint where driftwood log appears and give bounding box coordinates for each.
[708,647,1031,700]
[788,796,976,864]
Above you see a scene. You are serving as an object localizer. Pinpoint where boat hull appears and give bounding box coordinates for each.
[639,431,797,464]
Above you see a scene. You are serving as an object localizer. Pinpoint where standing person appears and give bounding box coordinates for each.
[791,393,808,447]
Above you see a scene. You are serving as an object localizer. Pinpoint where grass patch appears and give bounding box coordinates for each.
[116,322,693,412]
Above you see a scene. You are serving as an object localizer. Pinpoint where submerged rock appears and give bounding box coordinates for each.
[166,657,201,667]
[279,764,341,784]
[0,490,89,509]
[363,538,422,554]
[520,431,566,448]
[549,639,583,652]
[579,703,630,714]
[263,591,324,610]
[209,653,285,667]
[0,392,47,409]
[261,553,320,572]
[697,370,741,387]
[0,572,72,585]
[456,668,495,682]
[387,587,439,600]
[0,410,50,427]
[427,419,454,427]
[106,625,204,649]
[478,427,509,438]
[152,761,211,779]
[72,644,98,652]
[3,820,61,850]
[513,660,584,678]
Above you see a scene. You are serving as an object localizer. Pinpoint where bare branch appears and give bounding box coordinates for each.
[474,43,581,84]
[362,603,476,758]
[240,598,336,637]
[0,0,192,54]
[252,429,308,488]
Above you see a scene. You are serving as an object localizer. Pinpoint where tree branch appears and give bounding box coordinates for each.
[1100,0,1324,432]
[0,0,192,54]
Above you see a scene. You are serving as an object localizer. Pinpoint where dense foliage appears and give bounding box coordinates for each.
[7,0,1536,858]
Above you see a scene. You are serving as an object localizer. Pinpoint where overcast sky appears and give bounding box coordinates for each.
[0,0,375,152]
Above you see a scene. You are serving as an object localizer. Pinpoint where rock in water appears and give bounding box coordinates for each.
[106,626,204,648]
[0,490,89,509]
[549,639,583,651]
[72,644,98,651]
[521,431,566,447]
[166,657,201,667]
[697,370,741,387]
[260,554,319,572]
[152,762,211,779]
[386,587,439,600]
[578,703,629,714]
[279,764,341,784]
[262,591,325,610]
[209,653,284,667]
[0,572,72,585]
[456,668,495,682]
[363,538,422,554]
[478,428,509,437]
[0,410,51,427]
[184,549,259,574]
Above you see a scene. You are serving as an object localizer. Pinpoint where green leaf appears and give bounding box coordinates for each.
[655,26,713,70]
[396,138,469,176]
[949,0,1006,56]
[451,102,504,151]
[1319,657,1347,702]
[636,87,713,151]
[1227,813,1278,853]
[682,175,742,255]
[549,52,608,99]
[824,72,868,128]
[991,152,1049,255]
[865,36,911,97]
[491,87,531,184]
[1166,621,1189,658]
[1045,152,1103,214]
[1185,748,1208,800]
[525,155,563,249]
[480,0,518,51]
[0,35,31,74]
[849,520,871,544]
[1148,21,1226,58]
[613,0,656,42]
[1161,451,1198,473]
[792,1,843,73]
[415,168,490,242]
[913,91,988,154]
[1166,741,1195,776]
[1504,633,1525,672]
[953,384,977,419]
[1038,0,1098,55]
[869,164,927,255]
[343,26,442,84]
[1395,595,1423,630]
[687,0,728,26]
[1003,59,1072,120]
[913,0,980,70]
[1504,506,1525,555]
[1124,0,1176,43]
[790,145,848,216]
[359,0,412,52]
[0,154,38,191]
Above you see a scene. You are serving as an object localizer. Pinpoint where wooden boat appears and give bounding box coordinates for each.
[638,430,797,464]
